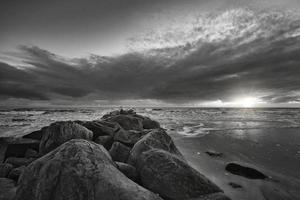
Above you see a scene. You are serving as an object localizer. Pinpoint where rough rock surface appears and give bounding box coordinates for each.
[75,120,119,139]
[225,163,267,179]
[0,178,16,200]
[94,135,113,150]
[115,162,138,181]
[128,129,184,165]
[114,129,151,146]
[0,163,13,178]
[15,139,162,200]
[3,138,40,159]
[104,115,144,130]
[5,157,34,167]
[8,165,26,182]
[39,121,93,154]
[135,149,222,200]
[109,142,131,162]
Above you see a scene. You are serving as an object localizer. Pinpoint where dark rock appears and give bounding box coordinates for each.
[39,121,93,154]
[225,163,268,179]
[102,109,136,119]
[24,148,38,158]
[114,129,151,146]
[128,129,184,166]
[228,182,242,189]
[205,150,223,157]
[0,178,16,200]
[75,120,120,139]
[135,149,222,200]
[0,163,13,178]
[3,138,40,159]
[104,115,144,131]
[109,142,131,162]
[94,135,113,150]
[22,128,45,140]
[141,117,160,129]
[15,139,162,200]
[8,166,26,182]
[5,157,35,167]
[0,142,8,163]
[115,162,138,181]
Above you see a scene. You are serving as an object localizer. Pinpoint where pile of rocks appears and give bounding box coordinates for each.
[0,109,229,200]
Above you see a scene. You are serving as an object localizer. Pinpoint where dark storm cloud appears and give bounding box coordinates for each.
[1,6,300,105]
[1,31,300,104]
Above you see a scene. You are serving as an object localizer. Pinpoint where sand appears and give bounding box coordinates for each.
[170,127,300,200]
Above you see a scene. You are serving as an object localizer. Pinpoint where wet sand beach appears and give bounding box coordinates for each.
[171,127,300,200]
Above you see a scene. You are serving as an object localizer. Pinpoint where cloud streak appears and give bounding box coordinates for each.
[0,8,300,106]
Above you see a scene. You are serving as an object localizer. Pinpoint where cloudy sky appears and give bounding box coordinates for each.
[0,0,300,107]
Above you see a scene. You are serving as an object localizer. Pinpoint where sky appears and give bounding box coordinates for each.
[0,0,300,107]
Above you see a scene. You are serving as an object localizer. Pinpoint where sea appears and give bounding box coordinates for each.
[1,107,300,138]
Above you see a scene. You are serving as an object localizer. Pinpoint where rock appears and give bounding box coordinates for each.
[15,139,162,200]
[2,138,40,159]
[39,121,93,154]
[0,163,13,178]
[0,178,16,200]
[114,129,151,146]
[22,128,44,140]
[135,149,223,200]
[102,109,136,119]
[5,157,35,167]
[94,135,113,150]
[205,150,223,157]
[24,148,38,158]
[104,115,144,131]
[115,162,138,181]
[8,166,26,182]
[128,129,184,166]
[75,120,120,139]
[225,163,268,179]
[0,142,8,163]
[140,117,160,129]
[109,142,131,162]
[228,182,242,189]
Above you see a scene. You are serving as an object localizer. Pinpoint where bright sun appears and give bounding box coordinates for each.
[233,97,258,108]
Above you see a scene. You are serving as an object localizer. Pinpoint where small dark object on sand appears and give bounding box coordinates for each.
[205,150,223,157]
[228,182,242,189]
[225,163,268,179]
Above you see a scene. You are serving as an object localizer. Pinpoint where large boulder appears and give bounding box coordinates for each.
[39,121,93,154]
[102,109,160,131]
[0,163,13,178]
[15,139,162,200]
[115,162,138,182]
[94,135,113,150]
[128,129,184,165]
[114,129,151,146]
[109,142,131,163]
[8,166,26,183]
[75,120,120,139]
[135,149,222,200]
[104,115,144,131]
[5,157,34,167]
[1,138,40,160]
[0,178,16,200]
[141,117,160,129]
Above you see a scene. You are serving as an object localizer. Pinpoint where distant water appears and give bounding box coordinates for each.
[1,107,300,138]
